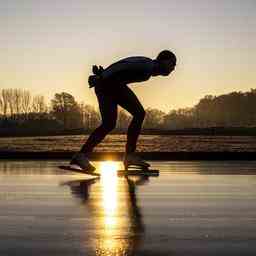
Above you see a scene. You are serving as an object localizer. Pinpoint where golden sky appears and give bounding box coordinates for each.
[1,0,255,112]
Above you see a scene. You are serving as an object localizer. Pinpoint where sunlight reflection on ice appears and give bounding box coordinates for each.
[97,161,129,254]
[100,161,119,227]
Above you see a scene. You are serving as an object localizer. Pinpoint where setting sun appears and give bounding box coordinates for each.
[100,161,119,174]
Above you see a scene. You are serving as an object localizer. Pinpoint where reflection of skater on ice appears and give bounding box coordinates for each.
[62,175,151,255]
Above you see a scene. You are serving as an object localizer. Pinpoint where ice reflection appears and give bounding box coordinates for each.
[100,161,118,227]
[64,161,150,256]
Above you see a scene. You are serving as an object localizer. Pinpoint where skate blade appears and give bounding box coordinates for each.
[70,164,96,173]
[70,164,83,171]
[118,169,159,177]
[59,165,100,176]
[125,165,150,170]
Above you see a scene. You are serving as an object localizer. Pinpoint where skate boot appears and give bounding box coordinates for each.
[70,152,96,173]
[123,153,150,171]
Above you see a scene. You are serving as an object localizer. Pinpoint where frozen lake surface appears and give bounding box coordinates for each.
[1,134,256,152]
[0,160,256,255]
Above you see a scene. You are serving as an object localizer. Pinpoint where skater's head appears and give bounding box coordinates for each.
[153,50,177,76]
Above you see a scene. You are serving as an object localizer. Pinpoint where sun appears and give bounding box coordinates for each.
[100,161,119,174]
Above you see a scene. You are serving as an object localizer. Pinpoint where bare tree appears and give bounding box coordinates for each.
[32,95,47,114]
[1,89,9,117]
[13,89,23,116]
[116,108,131,129]
[21,90,31,115]
[80,104,100,129]
[5,89,15,116]
[143,108,166,129]
[0,94,2,115]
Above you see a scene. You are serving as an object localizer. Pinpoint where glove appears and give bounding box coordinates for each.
[88,75,103,88]
[92,65,104,76]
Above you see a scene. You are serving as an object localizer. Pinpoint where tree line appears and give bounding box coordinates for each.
[0,88,256,134]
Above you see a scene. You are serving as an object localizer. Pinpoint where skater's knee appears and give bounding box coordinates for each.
[101,120,116,132]
[134,108,146,121]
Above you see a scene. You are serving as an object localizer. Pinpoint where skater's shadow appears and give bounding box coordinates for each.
[61,175,150,255]
[60,177,99,203]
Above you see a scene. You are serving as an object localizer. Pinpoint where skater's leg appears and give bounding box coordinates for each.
[116,85,146,154]
[80,123,116,154]
[80,87,118,154]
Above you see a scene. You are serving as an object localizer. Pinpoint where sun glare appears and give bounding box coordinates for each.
[100,161,119,175]
[95,161,131,254]
[100,161,119,227]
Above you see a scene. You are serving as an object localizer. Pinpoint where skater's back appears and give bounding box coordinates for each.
[89,50,176,88]
[101,56,154,85]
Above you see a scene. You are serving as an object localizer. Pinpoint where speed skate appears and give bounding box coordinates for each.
[118,163,159,177]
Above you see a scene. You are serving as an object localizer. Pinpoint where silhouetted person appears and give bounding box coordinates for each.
[70,50,177,171]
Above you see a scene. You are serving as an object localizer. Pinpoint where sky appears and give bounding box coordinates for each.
[0,0,255,113]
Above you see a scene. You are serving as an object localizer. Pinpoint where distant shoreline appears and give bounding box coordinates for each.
[1,127,256,137]
[0,151,255,161]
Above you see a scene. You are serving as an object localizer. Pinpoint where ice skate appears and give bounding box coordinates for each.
[59,152,99,176]
[118,153,158,176]
[123,152,150,170]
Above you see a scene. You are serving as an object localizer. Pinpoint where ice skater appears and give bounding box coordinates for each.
[70,50,177,172]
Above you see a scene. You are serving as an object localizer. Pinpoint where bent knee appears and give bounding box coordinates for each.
[134,108,146,120]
